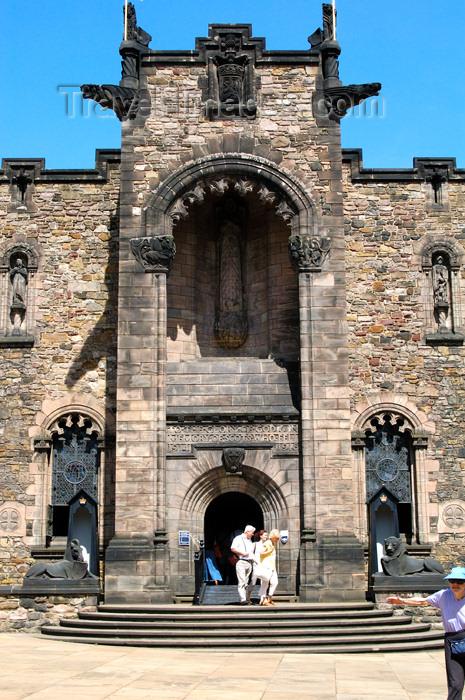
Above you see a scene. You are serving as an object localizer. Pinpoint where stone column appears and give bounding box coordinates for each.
[289,226,364,601]
[104,234,174,604]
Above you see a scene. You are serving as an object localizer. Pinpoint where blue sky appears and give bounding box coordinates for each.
[1,0,464,170]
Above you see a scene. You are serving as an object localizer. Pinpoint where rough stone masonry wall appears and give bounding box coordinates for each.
[343,161,465,564]
[0,594,97,633]
[131,63,327,206]
[0,163,120,583]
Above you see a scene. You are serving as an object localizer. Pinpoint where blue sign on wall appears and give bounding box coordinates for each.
[179,531,190,546]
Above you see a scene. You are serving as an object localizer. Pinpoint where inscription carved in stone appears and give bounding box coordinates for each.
[167,423,298,453]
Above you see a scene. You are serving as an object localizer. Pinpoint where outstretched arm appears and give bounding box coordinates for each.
[387,595,430,606]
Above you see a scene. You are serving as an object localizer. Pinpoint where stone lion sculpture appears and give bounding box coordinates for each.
[381,536,445,576]
[24,539,97,580]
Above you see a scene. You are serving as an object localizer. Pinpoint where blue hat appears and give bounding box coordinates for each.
[444,567,465,580]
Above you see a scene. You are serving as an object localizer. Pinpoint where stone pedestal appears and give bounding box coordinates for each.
[104,537,171,604]
[299,535,365,602]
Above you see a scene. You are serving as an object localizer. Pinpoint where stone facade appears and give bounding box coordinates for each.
[0,8,464,604]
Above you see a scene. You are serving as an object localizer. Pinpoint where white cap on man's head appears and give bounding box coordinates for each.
[244,525,255,533]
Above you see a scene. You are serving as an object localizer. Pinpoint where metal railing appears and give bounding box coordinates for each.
[193,539,206,605]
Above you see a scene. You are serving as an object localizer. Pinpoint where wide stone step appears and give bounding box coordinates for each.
[96,601,380,617]
[47,621,429,639]
[40,601,443,653]
[66,615,407,631]
[79,607,395,623]
[39,627,444,652]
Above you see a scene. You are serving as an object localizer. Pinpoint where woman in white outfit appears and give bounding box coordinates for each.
[258,529,280,606]
[247,529,268,603]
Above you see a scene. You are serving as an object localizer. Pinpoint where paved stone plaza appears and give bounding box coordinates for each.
[0,633,446,699]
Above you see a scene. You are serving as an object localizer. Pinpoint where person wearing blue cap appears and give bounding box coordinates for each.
[388,566,465,699]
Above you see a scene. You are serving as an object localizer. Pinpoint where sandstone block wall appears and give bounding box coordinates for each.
[0,153,120,582]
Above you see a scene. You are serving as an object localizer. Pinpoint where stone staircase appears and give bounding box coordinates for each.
[41,597,444,653]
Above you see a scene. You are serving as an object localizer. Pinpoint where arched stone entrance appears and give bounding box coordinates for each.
[204,492,263,548]
[204,492,264,584]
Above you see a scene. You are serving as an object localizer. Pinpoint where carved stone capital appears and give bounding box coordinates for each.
[288,234,331,272]
[130,236,176,273]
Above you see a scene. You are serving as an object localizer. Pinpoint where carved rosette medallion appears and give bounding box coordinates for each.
[223,447,246,476]
[130,236,176,273]
[288,235,331,272]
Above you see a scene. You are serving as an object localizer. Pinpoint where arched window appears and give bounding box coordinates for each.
[48,413,101,540]
[364,413,413,540]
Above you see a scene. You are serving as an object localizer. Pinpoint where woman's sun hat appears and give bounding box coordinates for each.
[444,566,465,580]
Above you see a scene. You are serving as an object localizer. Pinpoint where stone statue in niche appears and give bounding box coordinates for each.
[432,255,451,332]
[9,256,28,335]
[381,536,445,576]
[24,539,97,580]
[214,204,248,349]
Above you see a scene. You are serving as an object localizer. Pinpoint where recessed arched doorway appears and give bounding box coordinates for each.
[204,492,263,584]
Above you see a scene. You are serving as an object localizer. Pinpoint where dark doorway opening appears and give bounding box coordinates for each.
[204,492,263,585]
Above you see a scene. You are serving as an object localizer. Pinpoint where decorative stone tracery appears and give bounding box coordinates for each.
[167,176,297,230]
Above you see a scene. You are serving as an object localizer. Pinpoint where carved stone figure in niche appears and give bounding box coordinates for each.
[24,539,97,580]
[214,203,248,349]
[9,256,28,335]
[432,255,451,331]
[381,536,445,576]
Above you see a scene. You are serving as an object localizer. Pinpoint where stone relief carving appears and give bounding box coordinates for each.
[214,218,248,349]
[257,186,276,204]
[234,179,254,196]
[204,28,257,120]
[167,422,298,454]
[9,255,28,336]
[208,179,230,196]
[169,183,206,224]
[131,236,176,273]
[288,234,331,272]
[439,501,465,533]
[275,201,295,225]
[169,177,293,229]
[223,447,246,475]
